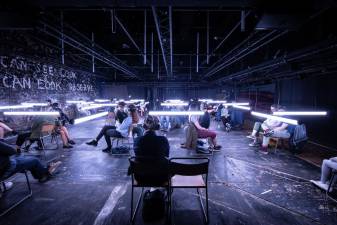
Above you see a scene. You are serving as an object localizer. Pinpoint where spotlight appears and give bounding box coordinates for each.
[74,112,108,124]
[149,111,203,116]
[251,111,298,125]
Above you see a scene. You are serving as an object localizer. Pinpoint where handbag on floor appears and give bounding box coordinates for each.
[142,189,166,222]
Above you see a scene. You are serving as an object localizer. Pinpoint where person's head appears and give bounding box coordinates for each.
[108,107,115,114]
[270,104,280,113]
[143,115,160,131]
[118,101,126,110]
[52,102,59,108]
[189,102,199,111]
[46,99,52,106]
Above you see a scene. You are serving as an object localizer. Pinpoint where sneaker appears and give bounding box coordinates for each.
[1,181,14,192]
[310,180,331,192]
[249,141,260,147]
[68,140,76,145]
[246,135,255,139]
[63,144,73,149]
[48,161,62,175]
[86,139,98,146]
[259,147,269,155]
[102,147,111,153]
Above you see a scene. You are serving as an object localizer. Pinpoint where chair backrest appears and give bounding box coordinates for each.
[129,156,169,186]
[169,157,209,176]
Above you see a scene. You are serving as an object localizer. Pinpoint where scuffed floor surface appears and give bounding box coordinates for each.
[1,119,337,225]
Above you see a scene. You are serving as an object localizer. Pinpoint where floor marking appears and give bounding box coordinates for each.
[93,184,128,225]
[260,189,272,195]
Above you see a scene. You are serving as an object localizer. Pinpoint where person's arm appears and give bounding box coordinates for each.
[273,123,288,131]
[261,120,269,130]
[193,120,206,130]
[0,141,16,156]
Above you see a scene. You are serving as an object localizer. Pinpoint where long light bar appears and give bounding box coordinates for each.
[251,111,298,125]
[165,99,184,103]
[224,102,250,106]
[207,100,227,104]
[198,99,213,102]
[21,102,49,106]
[129,99,145,102]
[0,105,33,110]
[161,102,189,106]
[94,99,111,103]
[81,103,117,110]
[233,105,251,110]
[74,112,108,124]
[149,111,204,116]
[4,111,59,116]
[66,100,86,104]
[273,111,327,116]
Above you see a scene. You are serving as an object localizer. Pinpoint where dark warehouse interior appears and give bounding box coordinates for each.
[1,1,337,225]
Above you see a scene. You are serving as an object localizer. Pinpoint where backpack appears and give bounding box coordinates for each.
[289,124,308,150]
[142,189,166,222]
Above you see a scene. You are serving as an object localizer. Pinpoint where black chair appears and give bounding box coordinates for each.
[0,171,32,217]
[326,170,337,203]
[169,157,210,224]
[128,156,170,224]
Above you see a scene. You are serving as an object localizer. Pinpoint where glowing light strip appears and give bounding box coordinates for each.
[94,99,110,102]
[224,102,250,106]
[149,111,203,116]
[165,99,184,103]
[233,105,251,110]
[21,103,49,106]
[273,111,327,116]
[207,100,227,104]
[66,100,87,104]
[0,105,33,110]
[251,111,298,125]
[161,102,188,106]
[74,112,108,124]
[81,103,117,110]
[4,111,59,116]
[198,99,213,102]
[129,99,145,102]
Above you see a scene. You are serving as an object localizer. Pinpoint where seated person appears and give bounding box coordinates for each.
[130,105,143,138]
[0,120,17,140]
[133,115,169,185]
[259,121,291,154]
[15,131,43,153]
[247,104,281,146]
[30,116,74,149]
[199,105,211,129]
[115,101,128,124]
[221,105,231,129]
[86,107,117,146]
[310,157,337,191]
[0,141,61,183]
[182,103,221,150]
[101,106,137,152]
[51,103,73,126]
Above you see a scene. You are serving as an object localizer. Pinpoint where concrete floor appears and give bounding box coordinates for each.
[1,119,337,225]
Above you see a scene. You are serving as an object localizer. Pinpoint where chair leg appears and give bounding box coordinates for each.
[131,187,144,223]
[0,171,32,217]
[197,188,208,224]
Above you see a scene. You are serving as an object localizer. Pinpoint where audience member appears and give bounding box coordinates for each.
[115,102,128,124]
[0,141,61,183]
[310,157,337,191]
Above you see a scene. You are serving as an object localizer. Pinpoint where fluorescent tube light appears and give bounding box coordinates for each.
[74,112,108,124]
[94,99,111,103]
[4,111,59,116]
[21,103,49,106]
[233,105,251,110]
[149,111,203,116]
[273,111,327,116]
[251,111,298,125]
[0,105,33,110]
[161,102,188,106]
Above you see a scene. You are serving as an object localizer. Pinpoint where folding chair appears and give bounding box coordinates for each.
[128,156,170,224]
[169,157,210,224]
[0,171,32,217]
[326,170,337,203]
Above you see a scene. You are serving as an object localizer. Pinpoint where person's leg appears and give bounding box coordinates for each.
[103,129,115,150]
[13,156,48,179]
[0,122,13,132]
[251,122,262,136]
[15,132,32,152]
[95,125,116,141]
[197,129,219,149]
[59,129,71,148]
[321,159,337,183]
[0,127,4,139]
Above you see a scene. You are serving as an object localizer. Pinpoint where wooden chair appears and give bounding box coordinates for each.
[0,171,32,217]
[128,156,170,223]
[169,157,210,224]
